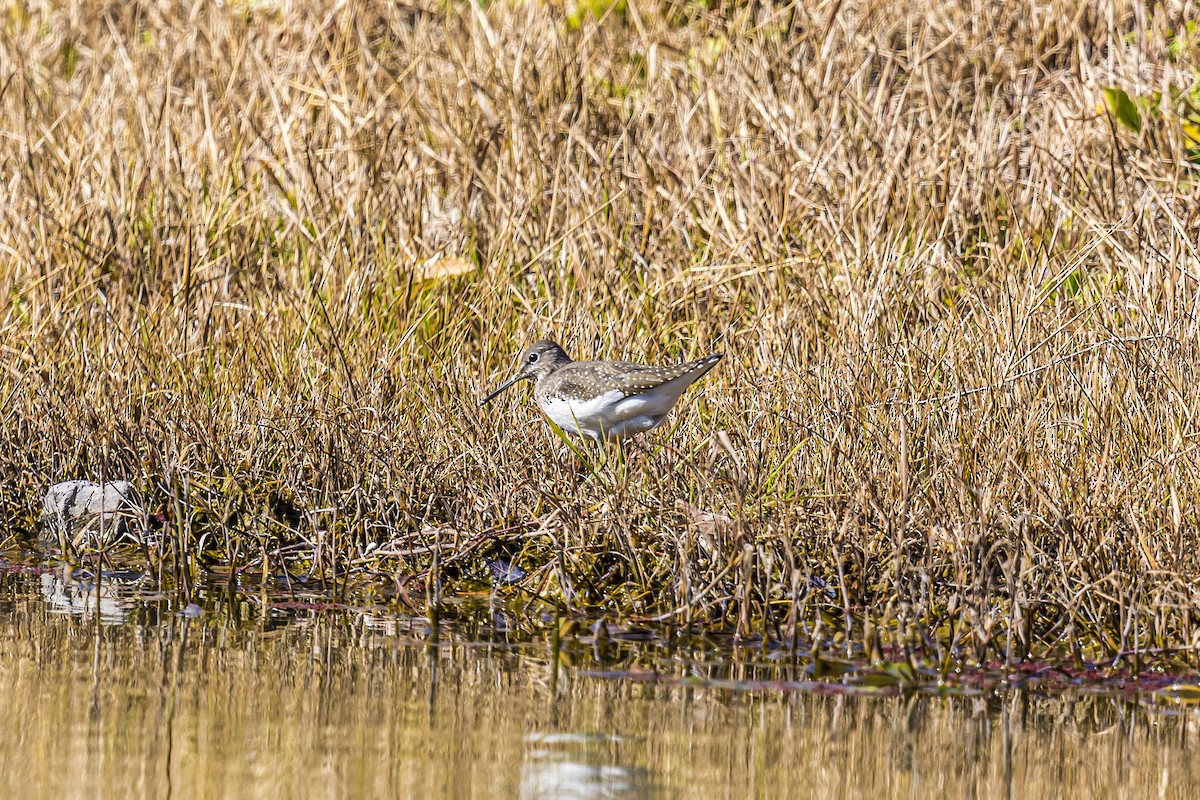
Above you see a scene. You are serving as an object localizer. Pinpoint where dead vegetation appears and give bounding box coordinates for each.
[2,0,1200,665]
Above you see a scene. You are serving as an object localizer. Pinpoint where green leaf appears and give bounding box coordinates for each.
[1157,683,1200,704]
[1061,268,1082,297]
[1103,87,1143,133]
[59,40,78,79]
[1183,117,1200,147]
[857,662,920,688]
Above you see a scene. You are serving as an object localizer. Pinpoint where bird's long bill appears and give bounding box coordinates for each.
[479,374,520,406]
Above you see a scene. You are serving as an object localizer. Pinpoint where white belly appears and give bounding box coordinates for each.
[540,391,666,441]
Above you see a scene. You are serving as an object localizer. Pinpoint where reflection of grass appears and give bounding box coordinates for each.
[1,0,1200,670]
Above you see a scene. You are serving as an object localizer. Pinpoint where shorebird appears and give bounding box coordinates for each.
[480,339,722,442]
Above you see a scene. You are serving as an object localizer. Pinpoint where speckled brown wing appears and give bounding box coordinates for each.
[603,354,723,398]
[538,354,723,404]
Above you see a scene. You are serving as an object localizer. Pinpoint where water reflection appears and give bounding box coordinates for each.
[521,733,650,800]
[38,564,134,624]
[0,563,1195,799]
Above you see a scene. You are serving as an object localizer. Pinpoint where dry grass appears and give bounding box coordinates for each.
[3,0,1200,665]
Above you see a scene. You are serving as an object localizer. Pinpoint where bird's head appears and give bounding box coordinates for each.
[479,339,572,405]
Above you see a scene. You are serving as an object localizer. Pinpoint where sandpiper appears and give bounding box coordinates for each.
[480,339,723,442]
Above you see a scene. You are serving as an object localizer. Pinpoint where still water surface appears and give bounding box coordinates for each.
[0,563,1198,799]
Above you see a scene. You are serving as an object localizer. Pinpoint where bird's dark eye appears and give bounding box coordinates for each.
[527,352,539,364]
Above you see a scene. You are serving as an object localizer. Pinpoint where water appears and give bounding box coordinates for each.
[1,563,1198,799]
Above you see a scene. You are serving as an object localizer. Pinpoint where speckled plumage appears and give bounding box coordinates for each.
[480,340,723,442]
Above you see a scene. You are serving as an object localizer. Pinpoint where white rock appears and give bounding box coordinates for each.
[42,480,140,545]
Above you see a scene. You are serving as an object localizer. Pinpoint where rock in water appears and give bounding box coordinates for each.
[42,480,141,548]
[485,557,528,584]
